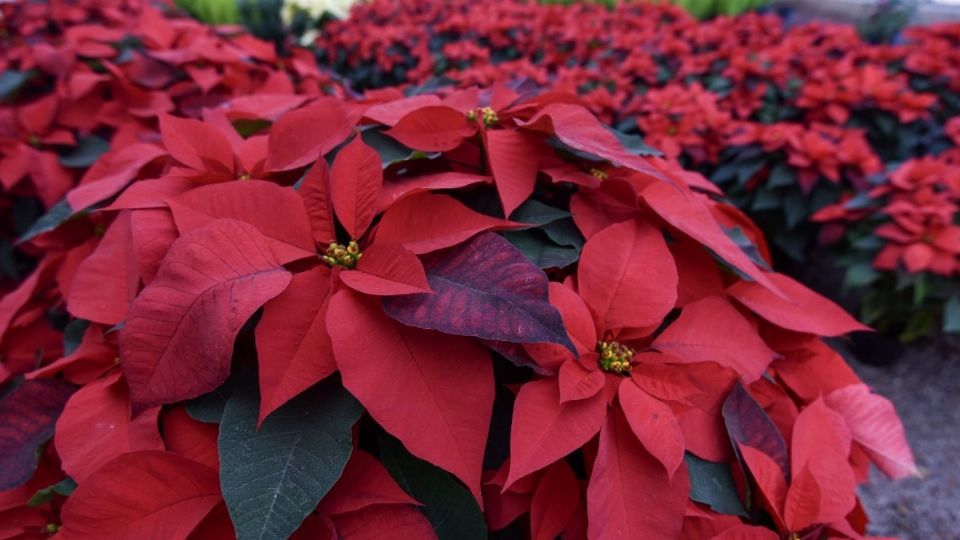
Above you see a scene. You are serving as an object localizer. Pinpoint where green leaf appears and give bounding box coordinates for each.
[844,262,879,289]
[900,310,936,343]
[17,200,75,244]
[607,126,662,157]
[360,128,439,169]
[504,230,580,269]
[767,162,795,188]
[509,200,570,226]
[710,161,740,185]
[59,136,110,168]
[782,190,808,229]
[62,319,90,357]
[0,70,33,101]
[943,296,960,333]
[219,376,362,540]
[722,226,770,270]
[750,189,781,211]
[541,218,584,249]
[377,429,487,540]
[685,453,747,517]
[28,477,77,507]
[735,159,766,186]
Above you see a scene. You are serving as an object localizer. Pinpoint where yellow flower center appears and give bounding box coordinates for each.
[468,107,498,127]
[590,168,608,180]
[322,241,362,269]
[598,340,634,373]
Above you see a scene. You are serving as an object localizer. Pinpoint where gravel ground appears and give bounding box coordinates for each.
[845,337,960,540]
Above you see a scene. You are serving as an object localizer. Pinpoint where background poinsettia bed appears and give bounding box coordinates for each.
[0,1,923,540]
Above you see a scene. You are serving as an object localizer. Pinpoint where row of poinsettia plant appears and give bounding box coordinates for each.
[0,0,344,295]
[0,1,918,539]
[813,119,960,341]
[310,0,960,340]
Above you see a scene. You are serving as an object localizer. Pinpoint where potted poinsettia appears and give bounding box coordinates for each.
[0,76,917,539]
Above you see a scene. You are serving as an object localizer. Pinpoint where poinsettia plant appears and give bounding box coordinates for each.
[0,0,343,294]
[813,140,960,342]
[310,0,960,263]
[0,69,918,540]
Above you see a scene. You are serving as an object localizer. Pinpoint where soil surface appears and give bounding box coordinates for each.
[845,337,960,540]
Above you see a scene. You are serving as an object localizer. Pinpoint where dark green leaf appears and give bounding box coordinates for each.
[685,453,747,517]
[782,190,808,229]
[607,126,662,157]
[219,376,362,540]
[900,310,936,343]
[504,230,580,269]
[772,229,808,262]
[750,189,781,212]
[722,227,770,271]
[62,319,90,357]
[360,128,439,169]
[17,200,75,244]
[59,136,110,168]
[844,262,879,289]
[509,200,570,226]
[541,218,584,249]
[28,477,77,507]
[0,70,33,101]
[377,429,487,540]
[735,159,766,187]
[767,162,795,188]
[710,161,740,185]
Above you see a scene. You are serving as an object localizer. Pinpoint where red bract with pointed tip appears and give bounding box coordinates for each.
[0,17,917,536]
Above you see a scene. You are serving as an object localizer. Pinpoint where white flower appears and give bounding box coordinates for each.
[281,0,361,25]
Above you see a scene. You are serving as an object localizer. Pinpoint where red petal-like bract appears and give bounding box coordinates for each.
[167,180,316,264]
[299,159,336,245]
[55,372,164,482]
[327,289,494,505]
[578,219,677,331]
[384,106,476,151]
[319,450,419,516]
[66,212,139,325]
[66,143,167,211]
[331,504,437,540]
[727,273,869,336]
[340,242,432,296]
[485,129,540,216]
[0,379,75,490]
[255,266,337,424]
[506,377,606,488]
[266,98,354,171]
[587,408,689,539]
[785,398,855,531]
[652,295,777,382]
[120,220,292,409]
[618,379,685,477]
[824,384,918,479]
[330,136,383,238]
[529,462,580,540]
[373,193,516,254]
[159,114,234,174]
[59,451,221,540]
[381,232,574,351]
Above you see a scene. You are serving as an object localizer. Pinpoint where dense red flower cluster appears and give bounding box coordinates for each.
[0,1,920,539]
[813,146,960,337]
[315,0,960,260]
[0,0,341,293]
